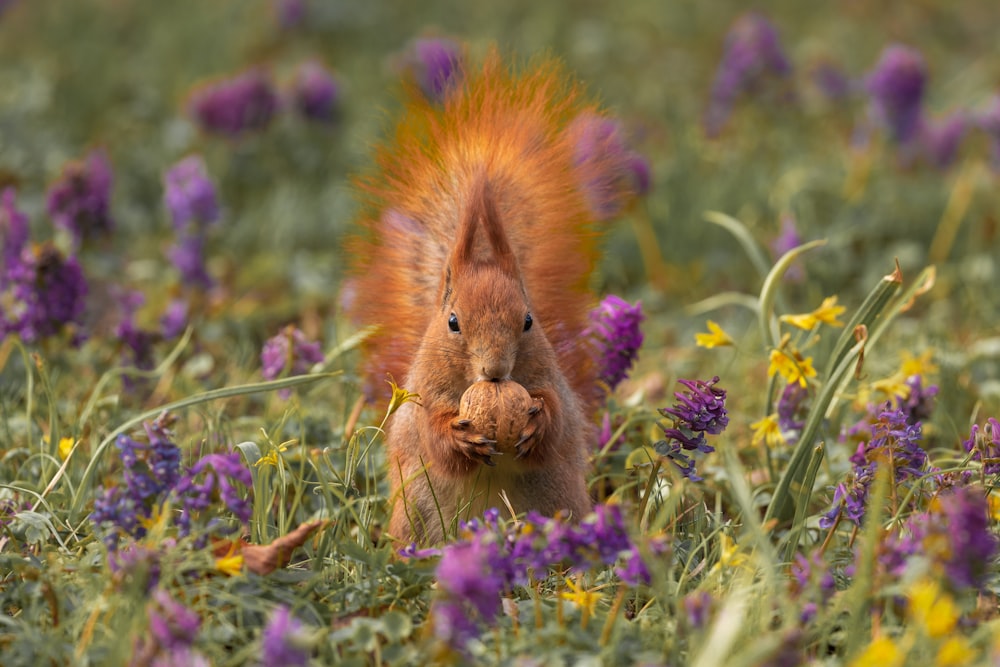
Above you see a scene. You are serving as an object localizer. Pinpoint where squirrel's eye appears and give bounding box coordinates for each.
[523,313,533,332]
[448,313,461,333]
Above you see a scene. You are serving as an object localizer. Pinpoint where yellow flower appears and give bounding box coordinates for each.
[560,577,601,618]
[936,637,976,666]
[695,320,735,349]
[215,550,244,577]
[780,295,846,330]
[58,437,75,461]
[908,579,959,638]
[386,377,421,417]
[849,635,905,667]
[900,349,938,378]
[750,414,785,448]
[870,373,911,401]
[256,439,293,468]
[768,349,817,388]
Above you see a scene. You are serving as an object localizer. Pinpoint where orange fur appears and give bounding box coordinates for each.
[347,49,614,544]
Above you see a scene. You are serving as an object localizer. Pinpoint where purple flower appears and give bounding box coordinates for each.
[587,295,644,392]
[683,591,713,630]
[434,538,504,648]
[1,242,88,343]
[174,452,253,538]
[109,543,162,592]
[865,44,927,144]
[91,413,181,548]
[769,215,805,282]
[188,68,280,138]
[932,486,998,590]
[918,111,968,168]
[398,37,463,103]
[776,382,808,439]
[899,374,938,424]
[261,325,323,398]
[567,112,651,221]
[168,232,213,288]
[0,187,29,273]
[657,377,729,481]
[46,150,114,245]
[704,12,792,137]
[821,404,927,528]
[164,156,219,231]
[963,418,1000,476]
[160,298,189,339]
[114,289,157,381]
[148,589,201,652]
[260,606,311,667]
[290,60,340,123]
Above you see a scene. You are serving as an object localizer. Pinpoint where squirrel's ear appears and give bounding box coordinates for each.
[452,173,518,276]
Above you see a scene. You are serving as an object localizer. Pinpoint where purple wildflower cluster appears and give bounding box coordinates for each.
[260,606,311,667]
[409,506,663,649]
[820,404,928,528]
[789,549,837,623]
[879,485,998,591]
[188,68,281,138]
[397,37,463,103]
[1,187,89,344]
[776,382,809,443]
[261,325,324,398]
[135,589,209,667]
[113,288,158,386]
[587,295,644,392]
[704,12,793,137]
[862,44,970,168]
[187,60,342,137]
[45,149,115,247]
[90,413,253,550]
[656,376,729,481]
[289,60,340,123]
[173,452,253,541]
[91,413,182,547]
[567,112,651,221]
[164,155,219,290]
[963,417,1000,476]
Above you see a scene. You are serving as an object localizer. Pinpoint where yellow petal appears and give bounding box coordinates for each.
[58,437,75,461]
[695,320,734,349]
[215,553,244,577]
[750,414,784,448]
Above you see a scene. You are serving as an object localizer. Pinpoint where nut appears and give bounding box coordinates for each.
[458,380,533,451]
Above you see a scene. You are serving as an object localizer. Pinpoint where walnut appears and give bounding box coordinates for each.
[459,380,533,450]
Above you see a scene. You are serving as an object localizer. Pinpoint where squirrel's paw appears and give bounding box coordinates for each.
[513,398,545,460]
[451,418,500,466]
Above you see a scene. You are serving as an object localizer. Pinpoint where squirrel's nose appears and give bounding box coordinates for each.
[479,361,512,382]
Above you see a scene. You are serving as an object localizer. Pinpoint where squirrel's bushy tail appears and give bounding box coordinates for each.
[347,48,624,406]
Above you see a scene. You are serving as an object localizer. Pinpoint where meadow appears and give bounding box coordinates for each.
[2,0,1000,665]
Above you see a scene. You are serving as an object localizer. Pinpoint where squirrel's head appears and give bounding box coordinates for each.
[438,173,536,384]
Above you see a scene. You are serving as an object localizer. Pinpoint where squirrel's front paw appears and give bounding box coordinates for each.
[514,397,545,460]
[451,418,500,466]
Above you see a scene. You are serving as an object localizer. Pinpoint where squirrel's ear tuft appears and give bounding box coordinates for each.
[453,171,519,276]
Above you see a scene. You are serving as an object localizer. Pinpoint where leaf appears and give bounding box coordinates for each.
[242,519,328,575]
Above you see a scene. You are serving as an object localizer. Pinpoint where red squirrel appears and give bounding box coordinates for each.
[348,49,628,544]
